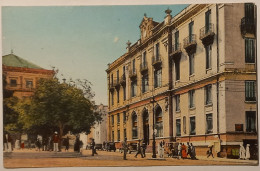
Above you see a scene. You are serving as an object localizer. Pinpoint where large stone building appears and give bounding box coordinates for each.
[3,53,54,99]
[106,3,257,159]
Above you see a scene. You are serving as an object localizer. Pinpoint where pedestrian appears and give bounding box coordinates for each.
[141,140,147,157]
[35,138,41,151]
[74,135,80,153]
[64,136,70,152]
[207,145,214,158]
[134,139,144,158]
[186,142,191,158]
[181,143,187,159]
[53,131,59,152]
[239,143,246,160]
[21,141,25,150]
[42,136,47,151]
[158,141,164,158]
[122,137,128,160]
[245,144,250,160]
[4,133,12,152]
[190,143,196,160]
[177,143,182,159]
[90,138,97,156]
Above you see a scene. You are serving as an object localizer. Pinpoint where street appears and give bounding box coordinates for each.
[3,149,258,168]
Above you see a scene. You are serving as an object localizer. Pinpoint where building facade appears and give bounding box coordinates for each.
[106,3,257,159]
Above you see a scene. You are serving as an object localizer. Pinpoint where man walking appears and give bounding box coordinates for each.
[177,143,182,159]
[134,139,144,158]
[122,137,128,160]
[187,142,191,158]
[90,138,97,156]
[53,131,59,152]
[207,145,214,158]
[141,140,147,157]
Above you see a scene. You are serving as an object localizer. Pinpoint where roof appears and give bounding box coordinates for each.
[2,53,44,69]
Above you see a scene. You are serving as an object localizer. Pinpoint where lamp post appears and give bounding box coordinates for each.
[151,96,156,158]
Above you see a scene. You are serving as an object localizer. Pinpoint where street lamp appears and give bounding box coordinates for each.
[151,96,156,158]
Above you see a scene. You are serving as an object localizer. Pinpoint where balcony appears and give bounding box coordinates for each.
[183,34,197,55]
[140,62,148,75]
[200,23,215,46]
[109,82,115,92]
[114,79,120,90]
[152,55,162,69]
[170,43,182,61]
[129,68,137,80]
[240,17,255,37]
[119,74,126,86]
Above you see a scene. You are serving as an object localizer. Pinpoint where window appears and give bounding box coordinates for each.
[26,80,33,88]
[123,111,126,123]
[142,74,149,93]
[132,113,138,139]
[131,80,137,97]
[174,31,179,51]
[111,74,113,86]
[245,81,256,101]
[117,130,120,141]
[112,131,114,142]
[183,116,186,134]
[189,90,195,108]
[117,90,119,103]
[189,21,194,43]
[246,111,256,132]
[154,68,162,88]
[132,59,136,73]
[176,95,180,111]
[206,45,212,69]
[111,92,114,106]
[189,54,194,75]
[175,60,180,81]
[124,128,127,139]
[117,70,119,83]
[142,51,147,66]
[245,3,255,23]
[190,116,196,135]
[111,115,114,126]
[117,113,120,124]
[206,114,213,134]
[205,84,212,105]
[176,119,181,136]
[205,10,211,33]
[155,43,160,59]
[10,79,17,87]
[245,38,255,63]
[155,106,163,137]
[123,86,126,101]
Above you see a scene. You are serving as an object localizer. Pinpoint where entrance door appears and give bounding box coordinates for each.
[143,110,149,145]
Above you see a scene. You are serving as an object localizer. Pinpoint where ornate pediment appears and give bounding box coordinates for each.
[139,14,159,41]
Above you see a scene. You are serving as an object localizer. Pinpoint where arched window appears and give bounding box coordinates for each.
[132,112,138,139]
[155,106,163,137]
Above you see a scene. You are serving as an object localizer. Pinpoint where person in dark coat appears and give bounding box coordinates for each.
[35,138,41,151]
[186,142,192,158]
[42,137,47,151]
[141,140,147,158]
[207,145,214,158]
[122,138,128,160]
[134,139,144,158]
[190,143,197,160]
[64,136,70,152]
[74,136,80,153]
[90,138,97,156]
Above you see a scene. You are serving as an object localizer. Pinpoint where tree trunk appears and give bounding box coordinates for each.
[58,121,64,151]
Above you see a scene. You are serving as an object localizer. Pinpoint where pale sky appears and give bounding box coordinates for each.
[2,4,188,105]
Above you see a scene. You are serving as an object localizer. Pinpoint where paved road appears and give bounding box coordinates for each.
[3,149,258,168]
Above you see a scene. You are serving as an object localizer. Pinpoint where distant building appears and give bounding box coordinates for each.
[2,53,54,99]
[106,3,257,159]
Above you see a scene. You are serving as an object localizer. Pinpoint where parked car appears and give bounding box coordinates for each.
[106,142,116,152]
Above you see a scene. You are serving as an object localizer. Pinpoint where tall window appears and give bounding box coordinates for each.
[10,79,17,87]
[206,114,213,134]
[132,113,138,139]
[174,31,179,51]
[111,92,114,106]
[154,69,162,88]
[189,21,194,43]
[117,130,120,141]
[132,59,136,73]
[155,106,163,137]
[131,80,137,97]
[155,43,160,59]
[123,86,126,101]
[205,10,211,33]
[111,115,114,126]
[117,70,119,83]
[190,116,196,135]
[123,111,126,123]
[245,81,256,101]
[205,84,212,105]
[124,128,127,139]
[117,90,120,103]
[189,90,195,108]
[175,60,180,81]
[142,74,149,93]
[111,74,113,86]
[206,45,212,69]
[246,111,256,132]
[142,51,147,66]
[245,3,255,23]
[245,38,255,63]
[176,95,180,111]
[117,113,120,124]
[183,116,186,134]
[112,131,114,142]
[189,54,194,75]
[176,119,181,136]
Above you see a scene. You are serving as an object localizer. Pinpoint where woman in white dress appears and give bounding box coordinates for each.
[239,143,245,160]
[245,144,250,160]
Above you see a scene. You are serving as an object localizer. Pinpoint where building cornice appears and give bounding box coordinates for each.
[3,65,54,75]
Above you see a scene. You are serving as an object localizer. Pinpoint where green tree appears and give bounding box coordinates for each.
[18,75,101,138]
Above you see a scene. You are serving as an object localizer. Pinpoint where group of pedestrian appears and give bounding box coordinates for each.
[134,139,146,158]
[177,142,196,160]
[239,143,250,160]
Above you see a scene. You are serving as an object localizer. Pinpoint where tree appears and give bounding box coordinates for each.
[17,75,101,138]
